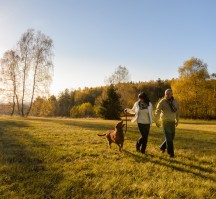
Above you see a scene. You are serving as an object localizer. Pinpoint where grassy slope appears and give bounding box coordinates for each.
[0,116,215,199]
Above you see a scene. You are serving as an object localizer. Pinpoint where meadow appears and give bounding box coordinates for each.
[0,116,215,199]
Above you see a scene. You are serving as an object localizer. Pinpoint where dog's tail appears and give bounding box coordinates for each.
[97,133,106,136]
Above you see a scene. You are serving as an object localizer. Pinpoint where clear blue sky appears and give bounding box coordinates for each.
[0,0,216,95]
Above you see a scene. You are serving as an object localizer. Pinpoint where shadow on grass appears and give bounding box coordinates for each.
[123,149,216,183]
[0,120,63,198]
[27,117,115,131]
[0,119,31,128]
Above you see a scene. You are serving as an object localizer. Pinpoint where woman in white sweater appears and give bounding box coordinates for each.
[125,92,154,154]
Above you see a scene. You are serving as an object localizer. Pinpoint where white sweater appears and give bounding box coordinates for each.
[126,101,154,124]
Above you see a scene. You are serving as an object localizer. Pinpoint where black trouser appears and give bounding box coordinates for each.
[160,121,175,157]
[137,123,150,153]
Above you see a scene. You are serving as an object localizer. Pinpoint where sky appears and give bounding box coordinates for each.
[0,0,216,96]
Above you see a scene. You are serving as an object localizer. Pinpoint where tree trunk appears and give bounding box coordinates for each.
[11,73,18,116]
[26,61,38,117]
[16,94,21,115]
[21,71,26,116]
[11,94,15,116]
[214,82,215,99]
[194,79,198,119]
[21,55,28,117]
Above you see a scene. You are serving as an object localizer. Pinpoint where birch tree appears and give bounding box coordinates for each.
[0,29,54,117]
[0,50,20,115]
[105,65,130,85]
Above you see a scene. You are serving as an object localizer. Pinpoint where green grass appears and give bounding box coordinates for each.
[0,116,215,199]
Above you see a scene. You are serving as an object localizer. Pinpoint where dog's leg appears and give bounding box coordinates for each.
[108,142,112,149]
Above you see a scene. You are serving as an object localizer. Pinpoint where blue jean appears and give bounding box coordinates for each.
[137,123,150,153]
[160,121,175,156]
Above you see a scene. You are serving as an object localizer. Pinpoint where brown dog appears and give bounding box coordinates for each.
[97,120,125,152]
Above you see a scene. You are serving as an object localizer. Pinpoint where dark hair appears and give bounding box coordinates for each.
[138,92,150,105]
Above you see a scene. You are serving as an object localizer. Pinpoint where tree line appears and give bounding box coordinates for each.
[30,58,216,120]
[29,79,171,119]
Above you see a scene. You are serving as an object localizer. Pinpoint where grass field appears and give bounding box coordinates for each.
[0,116,215,199]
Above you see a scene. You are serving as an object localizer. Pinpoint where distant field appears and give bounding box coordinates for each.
[0,116,215,199]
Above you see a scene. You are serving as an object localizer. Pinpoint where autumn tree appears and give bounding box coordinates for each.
[207,74,216,118]
[70,102,95,118]
[211,73,216,99]
[70,106,80,118]
[40,95,58,117]
[172,57,210,118]
[31,96,45,116]
[74,87,102,105]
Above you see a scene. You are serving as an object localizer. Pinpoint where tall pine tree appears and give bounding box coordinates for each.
[99,85,122,119]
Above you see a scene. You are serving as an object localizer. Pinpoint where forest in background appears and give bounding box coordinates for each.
[1,73,215,119]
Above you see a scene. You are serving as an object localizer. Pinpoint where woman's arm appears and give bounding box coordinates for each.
[125,102,137,115]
